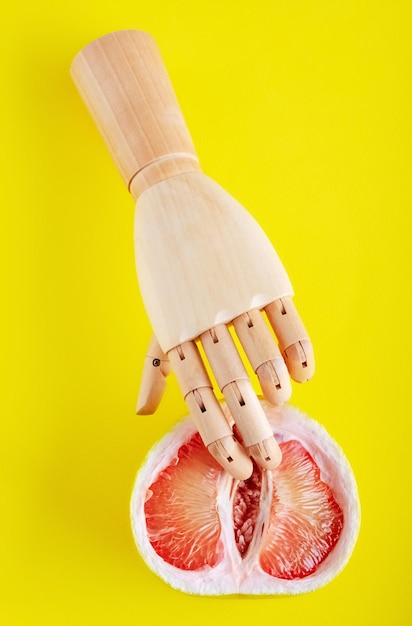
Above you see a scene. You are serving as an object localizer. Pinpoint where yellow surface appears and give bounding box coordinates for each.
[2,1,411,624]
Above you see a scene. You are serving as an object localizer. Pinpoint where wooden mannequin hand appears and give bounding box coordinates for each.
[71,30,314,480]
[134,169,314,480]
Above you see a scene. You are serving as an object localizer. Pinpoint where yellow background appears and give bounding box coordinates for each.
[2,1,411,624]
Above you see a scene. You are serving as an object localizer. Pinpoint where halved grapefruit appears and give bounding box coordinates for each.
[131,401,360,595]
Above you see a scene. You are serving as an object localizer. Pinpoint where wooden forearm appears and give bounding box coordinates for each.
[70,30,201,199]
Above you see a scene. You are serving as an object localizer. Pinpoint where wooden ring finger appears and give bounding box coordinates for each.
[233,308,291,405]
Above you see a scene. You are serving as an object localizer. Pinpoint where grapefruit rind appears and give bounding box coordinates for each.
[131,402,360,596]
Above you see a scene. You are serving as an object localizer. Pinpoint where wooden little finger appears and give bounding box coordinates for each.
[265,297,315,382]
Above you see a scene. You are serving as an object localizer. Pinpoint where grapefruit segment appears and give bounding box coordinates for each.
[144,433,223,570]
[260,440,344,579]
[131,402,360,595]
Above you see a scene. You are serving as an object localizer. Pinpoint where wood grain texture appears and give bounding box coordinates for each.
[135,171,293,352]
[71,29,301,476]
[70,30,200,194]
[71,31,294,353]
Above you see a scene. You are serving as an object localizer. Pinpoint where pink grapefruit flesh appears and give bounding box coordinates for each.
[144,433,222,570]
[131,402,360,595]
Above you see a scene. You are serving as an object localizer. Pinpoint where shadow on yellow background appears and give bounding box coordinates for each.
[2,1,411,624]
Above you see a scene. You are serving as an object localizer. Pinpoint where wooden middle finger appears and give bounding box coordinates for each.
[200,325,282,470]
[168,340,253,479]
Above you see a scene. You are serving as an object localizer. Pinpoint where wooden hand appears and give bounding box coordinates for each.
[71,30,314,480]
